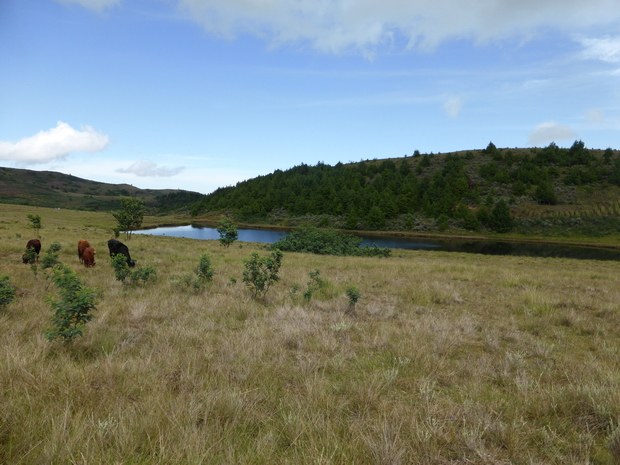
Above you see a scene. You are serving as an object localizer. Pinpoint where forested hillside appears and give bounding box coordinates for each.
[191,141,620,236]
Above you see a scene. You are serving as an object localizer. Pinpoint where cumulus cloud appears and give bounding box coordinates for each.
[55,0,120,12]
[116,160,185,177]
[443,96,464,118]
[175,0,620,53]
[576,35,620,62]
[528,121,577,146]
[0,121,109,165]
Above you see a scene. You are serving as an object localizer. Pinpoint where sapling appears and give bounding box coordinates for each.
[345,286,362,315]
[242,249,283,298]
[303,269,325,301]
[45,265,98,342]
[0,275,16,308]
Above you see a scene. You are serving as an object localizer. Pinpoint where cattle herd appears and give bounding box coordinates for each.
[22,238,135,268]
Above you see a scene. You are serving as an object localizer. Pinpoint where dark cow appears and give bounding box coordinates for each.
[78,240,90,264]
[22,239,41,264]
[107,239,135,267]
[82,247,96,268]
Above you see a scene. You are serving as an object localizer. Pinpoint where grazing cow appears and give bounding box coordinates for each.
[78,240,90,264]
[107,239,135,267]
[22,239,41,264]
[82,247,96,268]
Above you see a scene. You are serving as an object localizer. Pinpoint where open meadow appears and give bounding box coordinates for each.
[1,205,620,464]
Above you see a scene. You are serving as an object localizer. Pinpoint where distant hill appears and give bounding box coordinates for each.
[0,167,204,213]
[190,141,620,237]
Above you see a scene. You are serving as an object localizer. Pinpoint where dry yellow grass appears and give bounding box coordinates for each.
[1,205,620,463]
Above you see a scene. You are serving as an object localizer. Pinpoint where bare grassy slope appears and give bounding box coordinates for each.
[1,205,620,463]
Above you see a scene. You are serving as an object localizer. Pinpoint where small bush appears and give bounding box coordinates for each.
[111,254,156,286]
[216,217,238,248]
[242,249,283,298]
[303,269,325,301]
[195,253,214,282]
[0,275,16,308]
[45,265,98,342]
[345,286,362,307]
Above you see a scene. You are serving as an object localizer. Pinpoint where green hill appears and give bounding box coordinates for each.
[190,141,620,237]
[0,167,203,214]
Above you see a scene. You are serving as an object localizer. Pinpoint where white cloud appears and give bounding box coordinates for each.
[576,35,620,63]
[0,121,109,164]
[443,96,464,118]
[116,159,185,177]
[528,120,577,146]
[55,0,120,13]
[586,109,605,123]
[175,0,620,53]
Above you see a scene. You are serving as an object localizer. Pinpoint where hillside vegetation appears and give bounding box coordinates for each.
[1,205,620,463]
[0,166,202,213]
[191,141,620,238]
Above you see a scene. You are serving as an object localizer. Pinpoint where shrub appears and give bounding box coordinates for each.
[111,254,156,286]
[110,254,132,284]
[41,242,62,270]
[0,275,16,308]
[216,217,238,248]
[271,226,391,258]
[345,286,362,315]
[303,269,325,301]
[242,249,283,298]
[45,265,98,342]
[195,253,214,282]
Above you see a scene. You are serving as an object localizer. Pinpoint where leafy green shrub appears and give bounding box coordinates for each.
[0,275,16,308]
[111,254,156,286]
[130,265,157,285]
[110,254,132,284]
[41,242,62,270]
[45,265,98,342]
[303,269,325,301]
[345,286,362,307]
[195,253,214,282]
[216,217,238,248]
[242,249,283,298]
[271,226,391,258]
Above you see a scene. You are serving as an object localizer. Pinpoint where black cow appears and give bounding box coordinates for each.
[107,239,135,267]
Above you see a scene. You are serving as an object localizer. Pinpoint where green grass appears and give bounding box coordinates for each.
[1,205,620,463]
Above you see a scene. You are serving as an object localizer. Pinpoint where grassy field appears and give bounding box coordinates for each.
[2,205,620,464]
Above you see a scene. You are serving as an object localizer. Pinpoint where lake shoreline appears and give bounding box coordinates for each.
[142,217,620,251]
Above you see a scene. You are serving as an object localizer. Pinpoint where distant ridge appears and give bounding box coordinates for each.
[0,166,203,213]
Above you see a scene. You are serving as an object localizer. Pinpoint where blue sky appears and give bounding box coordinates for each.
[1,0,620,195]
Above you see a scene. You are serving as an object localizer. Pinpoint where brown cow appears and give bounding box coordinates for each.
[22,239,41,264]
[78,240,90,264]
[82,247,96,268]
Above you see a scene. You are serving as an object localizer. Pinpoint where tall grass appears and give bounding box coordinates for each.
[1,205,620,463]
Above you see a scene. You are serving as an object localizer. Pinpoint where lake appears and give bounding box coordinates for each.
[134,224,620,261]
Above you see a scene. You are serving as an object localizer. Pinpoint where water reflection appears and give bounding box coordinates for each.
[135,225,620,261]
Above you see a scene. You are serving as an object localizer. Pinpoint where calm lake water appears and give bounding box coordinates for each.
[135,224,620,261]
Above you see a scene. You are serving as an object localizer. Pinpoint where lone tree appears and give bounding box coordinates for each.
[112,196,145,239]
[27,214,42,237]
[216,217,238,248]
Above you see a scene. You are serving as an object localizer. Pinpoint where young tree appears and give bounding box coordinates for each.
[242,249,283,298]
[45,265,98,342]
[490,199,514,233]
[0,275,16,309]
[27,214,42,237]
[112,196,145,239]
[216,217,238,248]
